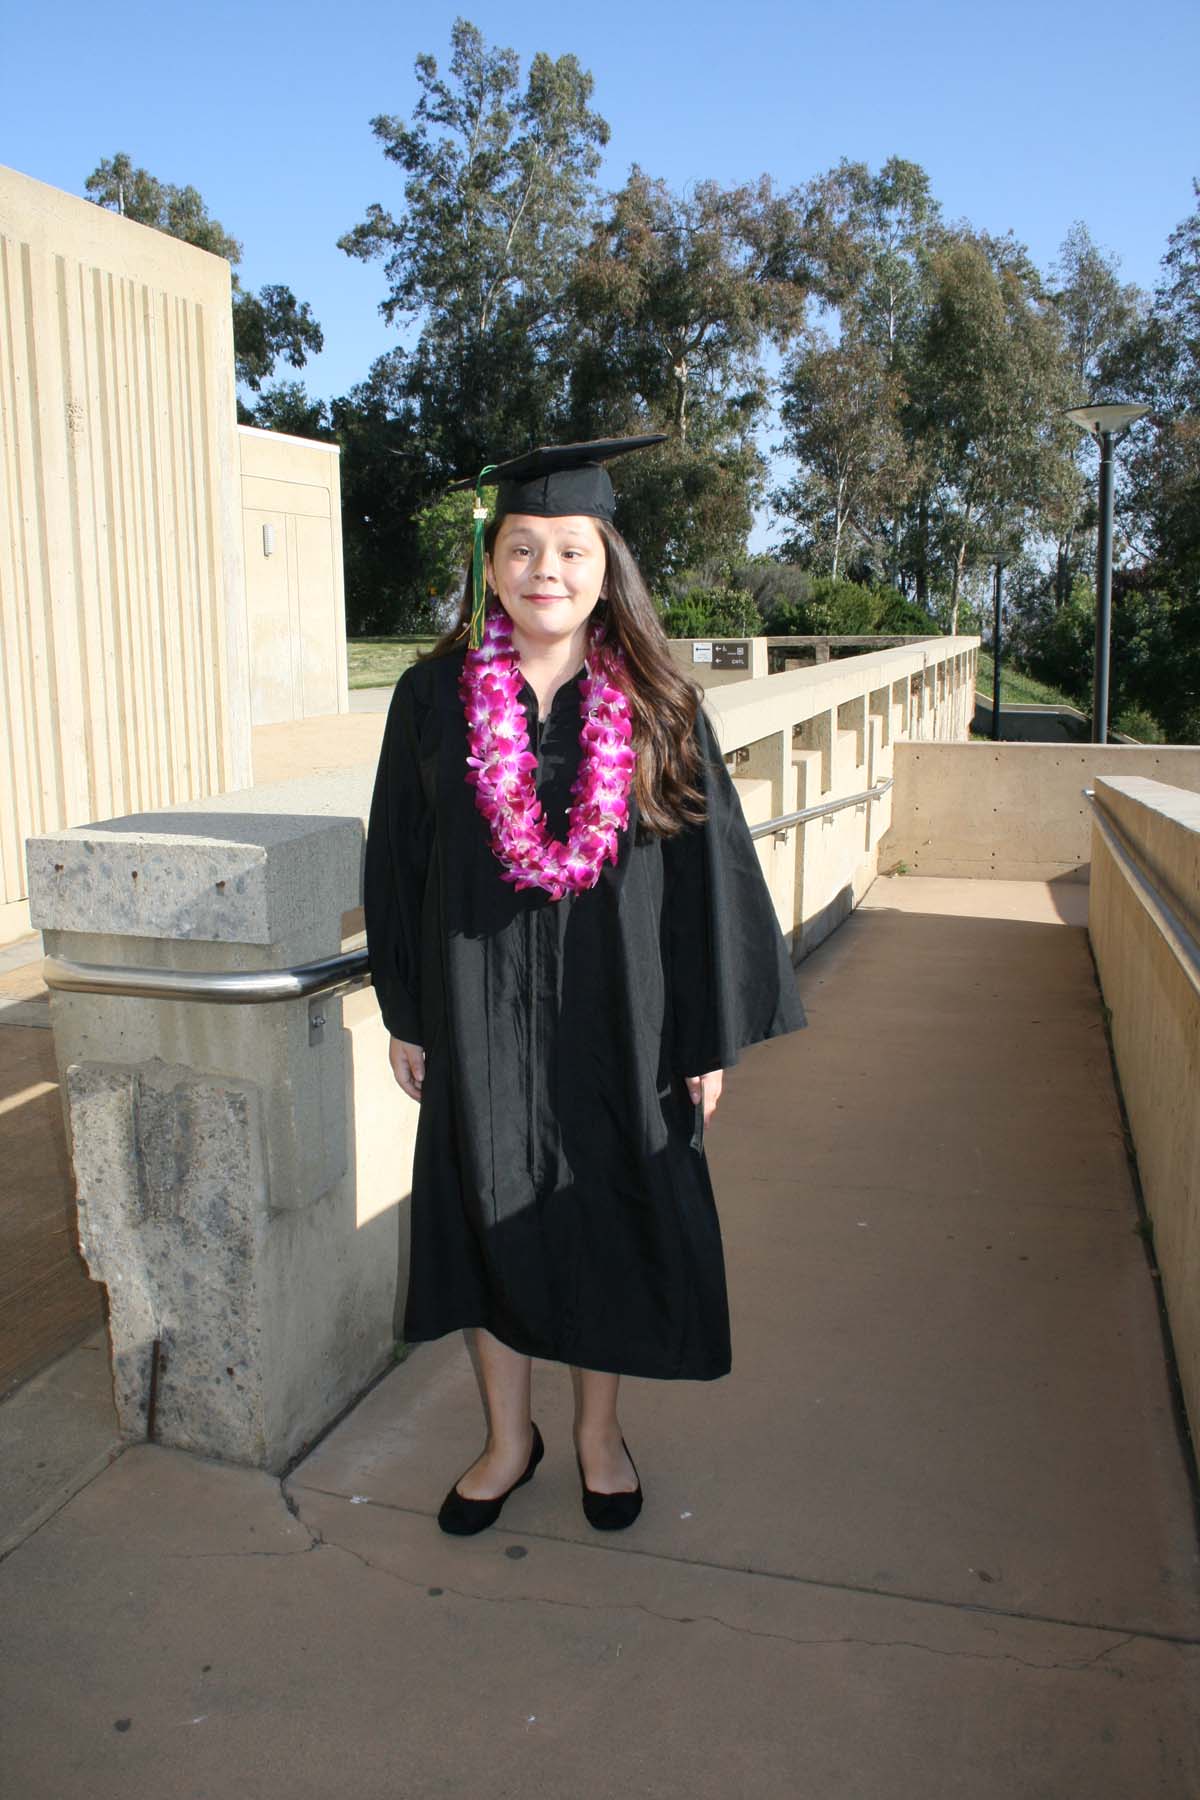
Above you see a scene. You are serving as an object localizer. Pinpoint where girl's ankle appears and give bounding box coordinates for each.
[573,1419,622,1449]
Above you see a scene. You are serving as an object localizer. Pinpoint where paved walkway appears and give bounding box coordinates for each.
[2,875,1198,1798]
[0,940,103,1394]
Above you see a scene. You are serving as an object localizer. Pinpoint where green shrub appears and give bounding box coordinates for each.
[1112,706,1165,743]
[761,575,935,638]
[662,585,762,638]
[661,596,713,638]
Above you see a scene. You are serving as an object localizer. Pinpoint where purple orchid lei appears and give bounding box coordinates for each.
[458,599,636,901]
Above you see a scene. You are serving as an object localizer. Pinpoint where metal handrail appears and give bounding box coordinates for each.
[41,946,372,1006]
[38,777,894,1005]
[1082,787,1200,1001]
[748,777,893,841]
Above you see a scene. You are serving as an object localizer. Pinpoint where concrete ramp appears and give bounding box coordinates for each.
[2,877,1197,1797]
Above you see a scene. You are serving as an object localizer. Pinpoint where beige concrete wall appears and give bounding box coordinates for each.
[880,743,1200,880]
[703,637,980,955]
[1087,776,1200,1439]
[0,163,250,929]
[238,426,348,726]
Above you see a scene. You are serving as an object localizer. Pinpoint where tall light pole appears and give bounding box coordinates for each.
[1064,402,1149,743]
[991,553,1004,742]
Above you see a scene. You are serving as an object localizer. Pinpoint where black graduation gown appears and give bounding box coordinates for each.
[362,644,808,1381]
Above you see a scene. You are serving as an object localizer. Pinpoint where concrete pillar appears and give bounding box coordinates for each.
[866,713,890,854]
[869,684,892,752]
[740,729,788,819]
[25,772,398,1472]
[734,759,798,953]
[790,749,821,941]
[793,711,833,797]
[891,677,908,744]
[835,696,867,788]
[911,670,927,740]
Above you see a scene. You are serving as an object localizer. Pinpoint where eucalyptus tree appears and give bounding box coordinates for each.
[773,158,940,595]
[85,152,324,406]
[907,231,1072,633]
[1107,182,1200,572]
[563,166,812,585]
[810,156,942,367]
[1053,222,1143,393]
[337,18,609,478]
[1098,181,1200,739]
[1046,223,1144,602]
[775,333,912,577]
[568,167,808,443]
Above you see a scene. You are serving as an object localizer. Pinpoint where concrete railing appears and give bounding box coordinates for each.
[880,742,1200,881]
[701,637,979,954]
[27,634,975,1468]
[1086,776,1200,1439]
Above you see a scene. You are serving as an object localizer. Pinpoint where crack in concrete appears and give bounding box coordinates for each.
[149,1482,327,1561]
[161,1542,322,1560]
[284,1490,1155,1677]
[284,1477,1200,1651]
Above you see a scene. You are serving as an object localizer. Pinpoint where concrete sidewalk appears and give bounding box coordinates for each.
[2,876,1197,1798]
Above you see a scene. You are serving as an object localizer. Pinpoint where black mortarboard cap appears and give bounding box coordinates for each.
[453,435,667,645]
[450,434,666,522]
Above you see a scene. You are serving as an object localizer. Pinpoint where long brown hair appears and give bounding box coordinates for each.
[418,516,709,837]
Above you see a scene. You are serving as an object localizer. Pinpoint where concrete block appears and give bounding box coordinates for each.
[26,814,362,946]
[65,1058,269,1462]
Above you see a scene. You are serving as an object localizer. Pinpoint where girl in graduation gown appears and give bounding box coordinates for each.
[363,437,807,1536]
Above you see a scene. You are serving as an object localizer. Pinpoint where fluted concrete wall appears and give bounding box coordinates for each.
[238,425,348,727]
[1,163,251,922]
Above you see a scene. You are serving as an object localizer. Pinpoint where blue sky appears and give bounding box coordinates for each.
[6,0,1197,546]
[4,0,1194,401]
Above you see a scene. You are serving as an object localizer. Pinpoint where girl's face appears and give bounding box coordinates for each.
[485,513,608,647]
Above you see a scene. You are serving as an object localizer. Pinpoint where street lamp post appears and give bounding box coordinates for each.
[991,555,1004,742]
[1064,402,1150,744]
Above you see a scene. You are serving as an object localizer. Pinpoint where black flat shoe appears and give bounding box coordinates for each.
[438,1422,544,1536]
[576,1436,643,1531]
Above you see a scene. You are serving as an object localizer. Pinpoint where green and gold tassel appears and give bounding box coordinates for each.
[468,464,497,649]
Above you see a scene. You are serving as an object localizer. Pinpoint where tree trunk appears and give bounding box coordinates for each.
[1054,525,1076,608]
[674,361,688,445]
[915,494,929,608]
[833,472,847,580]
[950,540,967,636]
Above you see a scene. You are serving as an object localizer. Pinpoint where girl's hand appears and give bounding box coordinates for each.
[389,1036,426,1102]
[684,1069,724,1125]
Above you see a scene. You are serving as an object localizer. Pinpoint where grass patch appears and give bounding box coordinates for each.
[348,637,439,690]
[975,652,1083,710]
